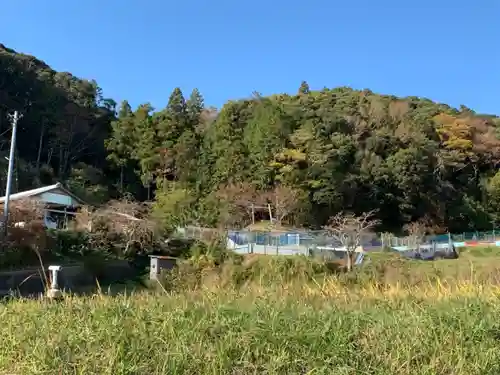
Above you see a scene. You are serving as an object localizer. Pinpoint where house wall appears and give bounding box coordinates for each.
[40,191,80,207]
[230,243,364,257]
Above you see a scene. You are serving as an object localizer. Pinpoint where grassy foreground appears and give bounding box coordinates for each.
[2,249,500,374]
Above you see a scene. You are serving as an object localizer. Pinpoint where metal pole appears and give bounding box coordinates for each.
[3,111,19,231]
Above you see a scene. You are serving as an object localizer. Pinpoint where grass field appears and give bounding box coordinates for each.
[1,247,500,374]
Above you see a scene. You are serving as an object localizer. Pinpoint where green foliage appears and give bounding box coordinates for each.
[2,43,500,233]
[0,230,115,270]
[133,103,158,189]
[151,187,196,234]
[0,227,168,271]
[0,44,117,196]
[66,162,109,205]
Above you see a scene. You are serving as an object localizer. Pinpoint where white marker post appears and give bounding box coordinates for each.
[47,265,62,299]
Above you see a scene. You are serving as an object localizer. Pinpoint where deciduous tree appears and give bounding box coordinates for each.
[324,211,379,271]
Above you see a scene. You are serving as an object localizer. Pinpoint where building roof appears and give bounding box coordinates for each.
[0,182,85,205]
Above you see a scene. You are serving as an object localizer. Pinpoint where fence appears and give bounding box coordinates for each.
[176,226,500,255]
[382,230,500,248]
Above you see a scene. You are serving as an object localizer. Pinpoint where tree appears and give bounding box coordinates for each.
[3,198,48,255]
[66,162,109,205]
[270,185,306,226]
[173,129,199,184]
[243,99,286,188]
[324,211,379,271]
[151,187,196,234]
[215,182,267,228]
[105,100,136,192]
[403,220,428,250]
[86,199,158,255]
[173,88,204,184]
[155,88,188,185]
[298,81,310,95]
[186,88,205,130]
[5,41,500,234]
[133,103,157,198]
[206,101,249,187]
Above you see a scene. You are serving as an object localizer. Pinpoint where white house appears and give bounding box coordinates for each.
[0,183,85,229]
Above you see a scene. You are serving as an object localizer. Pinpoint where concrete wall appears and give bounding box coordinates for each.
[231,243,309,256]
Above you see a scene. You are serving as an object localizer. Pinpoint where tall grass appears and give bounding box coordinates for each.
[2,250,500,374]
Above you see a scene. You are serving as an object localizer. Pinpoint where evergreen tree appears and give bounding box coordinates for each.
[155,88,188,185]
[186,88,204,130]
[172,88,206,184]
[105,100,136,192]
[133,103,157,198]
[243,98,285,188]
[298,80,310,95]
[156,87,187,142]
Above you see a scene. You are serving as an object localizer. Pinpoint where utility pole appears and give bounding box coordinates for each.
[3,111,20,234]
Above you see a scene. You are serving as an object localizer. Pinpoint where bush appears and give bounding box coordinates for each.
[161,252,334,292]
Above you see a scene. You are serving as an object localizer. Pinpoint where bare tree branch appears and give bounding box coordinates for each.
[75,198,158,255]
[271,185,304,226]
[323,210,379,271]
[403,220,428,248]
[215,182,267,228]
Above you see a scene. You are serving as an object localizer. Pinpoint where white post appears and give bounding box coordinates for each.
[47,265,62,299]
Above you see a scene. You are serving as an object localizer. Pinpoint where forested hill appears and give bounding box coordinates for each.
[2,44,500,233]
[0,43,117,202]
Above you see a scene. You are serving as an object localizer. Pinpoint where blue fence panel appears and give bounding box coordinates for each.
[255,233,267,245]
[426,234,450,243]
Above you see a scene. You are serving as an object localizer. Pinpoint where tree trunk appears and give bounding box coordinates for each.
[58,146,63,177]
[119,165,124,193]
[36,121,45,173]
[62,149,71,178]
[267,203,273,223]
[60,117,76,178]
[47,148,53,165]
[346,252,353,272]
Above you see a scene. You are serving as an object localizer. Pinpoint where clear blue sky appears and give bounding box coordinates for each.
[1,0,499,114]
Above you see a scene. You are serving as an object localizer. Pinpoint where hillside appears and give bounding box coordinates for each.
[0,44,119,203]
[2,44,500,232]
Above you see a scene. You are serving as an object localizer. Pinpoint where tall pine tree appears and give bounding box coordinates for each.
[155,88,188,186]
[186,88,204,130]
[133,103,157,198]
[105,100,136,192]
[175,88,205,184]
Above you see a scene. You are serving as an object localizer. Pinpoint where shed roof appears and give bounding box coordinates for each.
[0,182,85,205]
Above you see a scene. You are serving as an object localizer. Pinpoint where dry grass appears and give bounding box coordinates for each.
[1,248,500,374]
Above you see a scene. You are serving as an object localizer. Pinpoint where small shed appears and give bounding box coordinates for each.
[0,182,85,229]
[149,255,178,281]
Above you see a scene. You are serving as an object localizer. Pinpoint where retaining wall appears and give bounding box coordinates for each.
[0,260,137,297]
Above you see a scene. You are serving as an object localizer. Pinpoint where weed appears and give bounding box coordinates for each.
[1,250,500,374]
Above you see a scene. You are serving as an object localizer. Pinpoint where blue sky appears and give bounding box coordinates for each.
[1,0,499,114]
